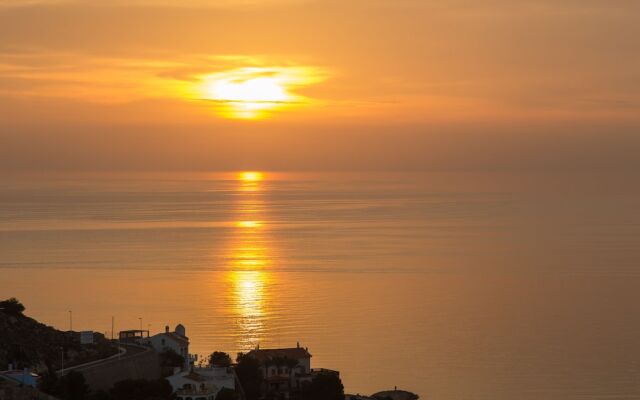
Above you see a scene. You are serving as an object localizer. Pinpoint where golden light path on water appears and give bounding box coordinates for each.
[224,172,273,351]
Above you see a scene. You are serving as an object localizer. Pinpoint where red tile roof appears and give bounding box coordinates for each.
[246,347,312,364]
[183,371,208,382]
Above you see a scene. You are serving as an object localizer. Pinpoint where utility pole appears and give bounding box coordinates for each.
[111,316,114,340]
[138,317,142,331]
[68,310,72,332]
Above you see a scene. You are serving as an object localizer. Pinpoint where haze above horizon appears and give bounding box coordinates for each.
[1,0,639,172]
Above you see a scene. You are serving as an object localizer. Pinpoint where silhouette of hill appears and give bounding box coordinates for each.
[0,298,117,372]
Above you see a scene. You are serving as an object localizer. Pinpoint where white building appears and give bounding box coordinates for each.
[166,367,235,400]
[149,324,190,370]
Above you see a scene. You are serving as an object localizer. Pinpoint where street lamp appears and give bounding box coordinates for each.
[60,347,64,376]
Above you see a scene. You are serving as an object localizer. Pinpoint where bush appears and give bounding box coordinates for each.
[110,378,173,400]
[301,372,345,400]
[158,349,185,369]
[209,351,232,367]
[0,298,25,316]
[216,387,238,400]
[235,353,262,400]
[40,370,90,400]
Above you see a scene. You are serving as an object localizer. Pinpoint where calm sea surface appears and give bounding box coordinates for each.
[1,171,640,399]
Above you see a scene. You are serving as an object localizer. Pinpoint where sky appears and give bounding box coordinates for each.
[0,0,639,171]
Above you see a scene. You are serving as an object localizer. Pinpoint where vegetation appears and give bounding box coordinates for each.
[0,298,117,371]
[39,370,91,400]
[158,349,185,369]
[235,352,263,400]
[40,372,174,400]
[209,351,232,367]
[371,391,419,400]
[110,378,174,400]
[301,372,345,400]
[216,387,239,400]
[0,297,25,316]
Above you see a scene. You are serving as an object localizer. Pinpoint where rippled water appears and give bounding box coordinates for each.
[1,171,640,399]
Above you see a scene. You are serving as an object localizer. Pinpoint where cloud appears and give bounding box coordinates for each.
[0,0,309,9]
[0,50,332,122]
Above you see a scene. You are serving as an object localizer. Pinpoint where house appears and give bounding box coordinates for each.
[149,324,190,370]
[0,368,39,388]
[192,367,235,391]
[245,343,338,399]
[166,367,235,400]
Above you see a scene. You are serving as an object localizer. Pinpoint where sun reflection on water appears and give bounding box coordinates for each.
[223,171,274,351]
[226,270,270,350]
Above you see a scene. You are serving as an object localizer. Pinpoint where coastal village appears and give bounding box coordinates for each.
[0,298,418,400]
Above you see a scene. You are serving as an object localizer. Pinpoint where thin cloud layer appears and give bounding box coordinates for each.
[0,0,639,170]
[0,0,308,9]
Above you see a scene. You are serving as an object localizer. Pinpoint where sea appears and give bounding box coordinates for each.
[1,171,639,399]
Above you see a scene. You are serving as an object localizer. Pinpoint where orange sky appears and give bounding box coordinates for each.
[0,0,639,171]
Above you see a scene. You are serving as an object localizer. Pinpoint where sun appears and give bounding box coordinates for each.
[236,220,262,229]
[197,66,326,119]
[204,71,292,119]
[207,77,288,119]
[211,77,288,104]
[239,171,264,182]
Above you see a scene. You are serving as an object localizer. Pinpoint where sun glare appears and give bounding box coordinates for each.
[236,220,262,229]
[198,66,325,119]
[239,171,264,182]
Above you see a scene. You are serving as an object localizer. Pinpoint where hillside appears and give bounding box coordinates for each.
[0,298,117,373]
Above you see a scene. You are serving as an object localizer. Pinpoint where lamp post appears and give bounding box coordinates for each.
[138,317,142,331]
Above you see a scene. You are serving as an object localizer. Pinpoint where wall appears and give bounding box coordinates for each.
[70,345,161,391]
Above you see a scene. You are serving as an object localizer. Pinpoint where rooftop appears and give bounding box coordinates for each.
[182,371,209,382]
[246,346,312,364]
[154,331,188,344]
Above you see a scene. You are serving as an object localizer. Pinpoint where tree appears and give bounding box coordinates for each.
[216,387,238,400]
[87,390,113,400]
[158,349,185,369]
[110,378,173,400]
[60,371,92,400]
[0,298,25,316]
[40,370,90,400]
[235,353,262,400]
[301,372,345,400]
[209,351,232,367]
[38,365,60,396]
